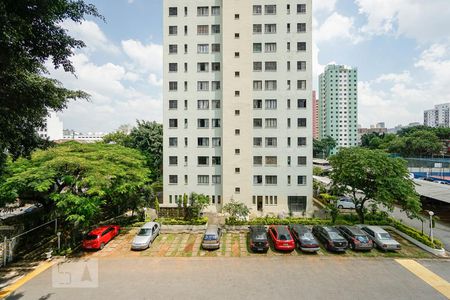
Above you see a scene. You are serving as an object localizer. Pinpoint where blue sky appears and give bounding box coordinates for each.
[49,0,450,132]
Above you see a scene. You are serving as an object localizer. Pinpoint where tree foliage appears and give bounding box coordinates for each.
[313,136,337,158]
[0,142,150,227]
[188,193,210,218]
[0,0,102,173]
[329,148,421,223]
[222,200,251,221]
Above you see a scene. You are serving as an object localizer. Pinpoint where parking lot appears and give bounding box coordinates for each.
[85,228,434,259]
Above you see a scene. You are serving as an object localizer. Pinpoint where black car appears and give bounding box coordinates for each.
[249,226,269,252]
[336,225,373,251]
[289,225,320,252]
[312,225,348,252]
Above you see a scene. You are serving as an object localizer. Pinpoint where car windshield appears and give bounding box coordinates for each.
[138,228,152,236]
[85,234,98,240]
[204,234,217,241]
[356,235,369,243]
[253,233,267,240]
[328,232,342,239]
[300,232,315,241]
[278,234,291,241]
[377,233,392,240]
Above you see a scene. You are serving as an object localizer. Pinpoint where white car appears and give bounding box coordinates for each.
[337,197,355,209]
[131,222,160,250]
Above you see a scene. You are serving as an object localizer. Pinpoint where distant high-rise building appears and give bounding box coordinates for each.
[318,65,358,154]
[312,90,319,139]
[37,111,63,141]
[376,122,385,129]
[424,103,450,127]
[163,1,313,215]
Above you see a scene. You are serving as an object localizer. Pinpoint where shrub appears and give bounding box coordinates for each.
[225,217,352,226]
[155,217,208,225]
[390,219,443,249]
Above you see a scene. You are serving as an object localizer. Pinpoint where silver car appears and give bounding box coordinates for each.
[131,222,160,250]
[201,225,222,250]
[361,226,401,251]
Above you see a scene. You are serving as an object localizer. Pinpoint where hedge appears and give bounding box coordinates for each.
[154,217,208,225]
[390,219,443,249]
[226,217,352,226]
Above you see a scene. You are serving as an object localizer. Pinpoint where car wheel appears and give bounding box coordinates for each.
[338,205,344,209]
[100,243,105,250]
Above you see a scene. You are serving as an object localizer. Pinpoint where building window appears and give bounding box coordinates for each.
[265,99,277,109]
[169,119,178,128]
[253,43,262,52]
[253,80,263,90]
[211,81,221,91]
[253,62,262,72]
[297,99,307,108]
[253,118,263,128]
[297,23,306,32]
[297,80,307,90]
[235,14,240,19]
[169,137,178,147]
[197,25,209,35]
[235,149,240,155]
[253,137,262,147]
[287,23,291,33]
[197,44,209,53]
[212,175,221,184]
[287,156,291,166]
[235,91,240,96]
[169,175,178,184]
[253,24,262,34]
[265,61,277,71]
[287,42,290,52]
[265,5,276,15]
[297,61,306,71]
[234,52,240,57]
[184,25,188,35]
[197,119,209,128]
[265,80,277,90]
[211,62,220,71]
[235,110,240,116]
[211,43,220,53]
[297,42,306,51]
[235,187,240,193]
[297,4,306,14]
[265,137,277,147]
[297,176,307,185]
[211,100,221,109]
[265,24,276,34]
[169,26,177,35]
[197,100,209,110]
[197,62,208,72]
[198,175,209,185]
[253,5,262,15]
[212,137,221,147]
[169,63,178,72]
[298,156,307,166]
[235,33,240,38]
[169,100,178,109]
[169,44,178,54]
[265,176,277,185]
[298,137,307,146]
[197,6,209,16]
[288,196,306,212]
[211,24,220,34]
[211,119,221,128]
[235,168,240,174]
[197,137,209,147]
[265,156,277,165]
[197,81,209,91]
[253,175,263,185]
[169,7,178,16]
[253,99,262,109]
[253,156,262,166]
[212,157,221,165]
[211,6,220,16]
[169,156,178,166]
[198,156,209,166]
[265,118,277,128]
[297,118,307,127]
[235,71,240,77]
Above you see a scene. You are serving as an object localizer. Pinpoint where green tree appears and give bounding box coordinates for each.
[329,148,421,223]
[222,200,251,222]
[0,142,150,227]
[188,193,210,218]
[313,136,337,158]
[102,131,132,146]
[320,194,339,224]
[0,0,102,174]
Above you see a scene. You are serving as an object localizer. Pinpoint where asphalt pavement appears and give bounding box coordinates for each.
[5,257,450,300]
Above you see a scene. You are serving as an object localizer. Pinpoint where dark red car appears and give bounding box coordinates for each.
[82,225,120,250]
[268,225,295,251]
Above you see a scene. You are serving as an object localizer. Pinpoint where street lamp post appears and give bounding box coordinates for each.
[428,211,434,244]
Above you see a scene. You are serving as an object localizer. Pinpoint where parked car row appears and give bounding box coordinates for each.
[81,223,401,254]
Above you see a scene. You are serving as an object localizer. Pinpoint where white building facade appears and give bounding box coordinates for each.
[37,111,63,141]
[424,103,450,127]
[318,65,358,154]
[163,0,313,216]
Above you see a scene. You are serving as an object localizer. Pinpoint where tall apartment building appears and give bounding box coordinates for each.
[424,103,450,127]
[318,65,358,154]
[312,90,319,139]
[163,0,313,216]
[37,111,63,141]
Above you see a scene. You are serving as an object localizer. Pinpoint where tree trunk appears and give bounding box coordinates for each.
[356,206,365,224]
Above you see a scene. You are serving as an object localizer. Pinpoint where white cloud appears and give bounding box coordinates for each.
[356,0,450,43]
[62,20,120,55]
[313,0,337,13]
[127,0,135,3]
[121,40,163,74]
[148,74,162,86]
[315,12,361,43]
[374,71,412,84]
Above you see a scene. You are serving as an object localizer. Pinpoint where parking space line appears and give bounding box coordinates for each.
[396,259,450,299]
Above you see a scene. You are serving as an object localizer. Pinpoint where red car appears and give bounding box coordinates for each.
[82,225,120,250]
[268,225,295,251]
